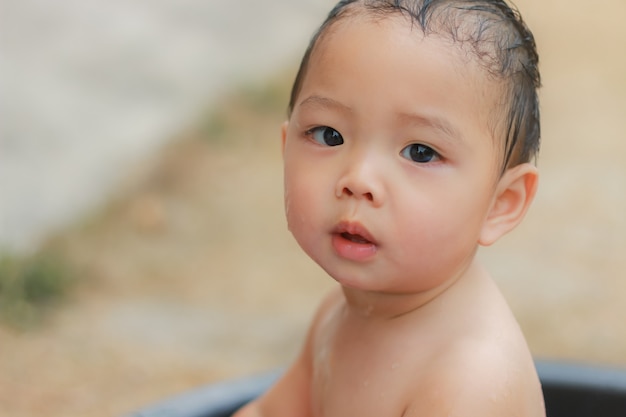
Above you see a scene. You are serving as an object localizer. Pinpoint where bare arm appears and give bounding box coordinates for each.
[233,353,312,417]
[233,287,343,417]
[402,348,545,417]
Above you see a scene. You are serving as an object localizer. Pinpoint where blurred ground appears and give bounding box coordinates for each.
[1,1,626,416]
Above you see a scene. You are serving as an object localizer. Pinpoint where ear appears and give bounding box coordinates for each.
[479,163,539,246]
[281,121,288,157]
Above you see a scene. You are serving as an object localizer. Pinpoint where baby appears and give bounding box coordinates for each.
[235,0,545,416]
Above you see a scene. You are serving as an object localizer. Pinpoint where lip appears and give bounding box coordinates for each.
[331,220,378,261]
[332,221,378,245]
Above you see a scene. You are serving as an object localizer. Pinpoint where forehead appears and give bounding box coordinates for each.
[305,11,500,99]
[296,13,501,141]
[312,8,496,73]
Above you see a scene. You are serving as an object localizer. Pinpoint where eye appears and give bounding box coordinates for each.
[308,126,344,146]
[401,144,440,163]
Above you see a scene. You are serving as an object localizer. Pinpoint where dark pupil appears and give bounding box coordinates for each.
[410,145,434,162]
[324,128,343,146]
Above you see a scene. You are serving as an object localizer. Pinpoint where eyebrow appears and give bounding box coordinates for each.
[396,111,462,143]
[298,95,461,143]
[298,95,353,113]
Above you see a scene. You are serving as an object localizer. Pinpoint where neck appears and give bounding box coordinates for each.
[340,259,488,321]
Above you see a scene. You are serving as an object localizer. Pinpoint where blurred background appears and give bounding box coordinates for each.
[0,0,624,416]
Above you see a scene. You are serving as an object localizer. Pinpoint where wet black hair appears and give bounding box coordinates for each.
[287,0,541,170]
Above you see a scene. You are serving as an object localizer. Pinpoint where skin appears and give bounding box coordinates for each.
[234,12,544,417]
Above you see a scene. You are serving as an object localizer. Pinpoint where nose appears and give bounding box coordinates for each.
[335,152,384,205]
[340,184,374,202]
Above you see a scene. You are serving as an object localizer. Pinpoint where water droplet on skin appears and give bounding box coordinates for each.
[363,379,370,387]
[363,305,374,316]
[391,362,399,370]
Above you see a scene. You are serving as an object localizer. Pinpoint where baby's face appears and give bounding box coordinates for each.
[283,15,504,293]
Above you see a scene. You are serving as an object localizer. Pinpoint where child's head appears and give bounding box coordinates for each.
[280,0,541,294]
[288,0,540,172]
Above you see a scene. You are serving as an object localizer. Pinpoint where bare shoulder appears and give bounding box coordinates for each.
[403,274,545,416]
[404,312,545,417]
[403,343,544,416]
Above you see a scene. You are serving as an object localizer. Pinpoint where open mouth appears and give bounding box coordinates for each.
[331,221,378,261]
[341,232,372,245]
[332,221,377,245]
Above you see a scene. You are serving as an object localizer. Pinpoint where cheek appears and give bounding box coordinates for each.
[393,187,488,266]
[284,182,307,233]
[283,169,332,268]
[283,162,322,235]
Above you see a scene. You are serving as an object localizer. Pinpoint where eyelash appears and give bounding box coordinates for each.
[304,126,441,164]
[400,143,441,164]
[305,126,344,147]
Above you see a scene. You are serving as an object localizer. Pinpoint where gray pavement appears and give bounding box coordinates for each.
[0,0,332,252]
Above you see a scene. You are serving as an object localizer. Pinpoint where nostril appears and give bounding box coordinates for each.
[341,187,374,201]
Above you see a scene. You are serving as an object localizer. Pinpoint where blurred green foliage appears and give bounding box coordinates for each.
[0,74,294,329]
[0,250,74,328]
[239,78,291,115]
[200,74,292,145]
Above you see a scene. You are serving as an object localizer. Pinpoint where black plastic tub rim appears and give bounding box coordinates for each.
[126,359,626,417]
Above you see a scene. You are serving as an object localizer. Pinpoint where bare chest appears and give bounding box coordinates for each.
[310,320,418,417]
